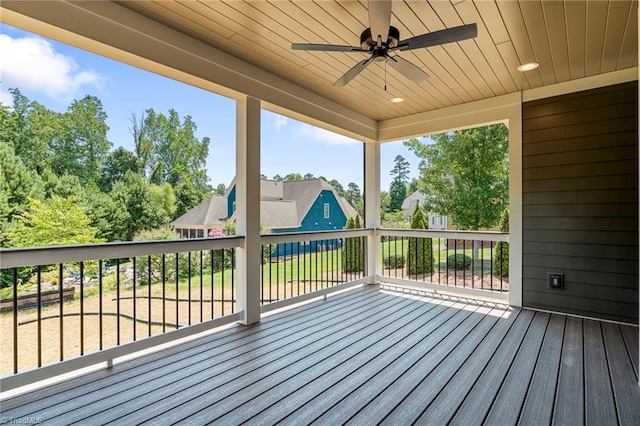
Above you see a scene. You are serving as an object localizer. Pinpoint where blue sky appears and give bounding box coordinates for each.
[1,24,422,191]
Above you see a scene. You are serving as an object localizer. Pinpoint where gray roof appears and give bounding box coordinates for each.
[261,180,284,200]
[172,178,359,231]
[402,190,427,211]
[282,179,325,224]
[261,200,299,229]
[170,195,227,229]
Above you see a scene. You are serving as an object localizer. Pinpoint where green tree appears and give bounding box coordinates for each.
[0,142,44,244]
[84,189,130,242]
[214,183,227,195]
[342,217,363,272]
[98,147,143,191]
[329,179,345,197]
[494,208,509,277]
[389,155,410,212]
[284,173,303,181]
[110,171,157,240]
[148,182,177,227]
[135,108,210,191]
[345,182,363,215]
[64,96,111,182]
[405,124,508,230]
[406,204,433,275]
[380,191,391,215]
[0,90,61,174]
[175,178,207,219]
[4,196,103,248]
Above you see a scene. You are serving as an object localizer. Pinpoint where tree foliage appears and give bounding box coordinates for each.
[406,204,433,275]
[493,207,509,277]
[388,155,410,212]
[405,124,508,230]
[345,182,363,216]
[342,216,364,272]
[4,196,103,248]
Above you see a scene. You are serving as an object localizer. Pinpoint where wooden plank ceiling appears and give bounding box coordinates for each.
[118,0,638,122]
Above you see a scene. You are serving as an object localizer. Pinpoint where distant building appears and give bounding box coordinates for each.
[171,178,360,254]
[401,190,448,230]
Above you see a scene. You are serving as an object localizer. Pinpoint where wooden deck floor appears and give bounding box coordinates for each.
[2,285,639,425]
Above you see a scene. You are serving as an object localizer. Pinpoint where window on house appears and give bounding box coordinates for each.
[233,201,236,212]
[324,203,330,218]
[432,216,443,226]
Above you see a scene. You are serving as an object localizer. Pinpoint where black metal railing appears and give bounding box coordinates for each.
[379,229,509,294]
[259,231,367,305]
[0,238,241,376]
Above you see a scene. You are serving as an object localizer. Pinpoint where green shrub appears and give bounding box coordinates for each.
[407,205,434,274]
[447,254,472,270]
[493,208,509,277]
[342,216,364,272]
[383,254,405,269]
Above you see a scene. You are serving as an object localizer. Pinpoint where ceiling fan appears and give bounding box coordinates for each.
[292,1,477,87]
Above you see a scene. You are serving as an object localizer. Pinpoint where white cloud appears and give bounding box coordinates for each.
[295,123,359,145]
[0,34,105,105]
[273,115,289,132]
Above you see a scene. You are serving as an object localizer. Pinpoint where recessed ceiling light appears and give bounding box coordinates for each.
[517,62,539,72]
[391,97,405,103]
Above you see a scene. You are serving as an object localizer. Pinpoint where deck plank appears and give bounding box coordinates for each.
[305,299,481,425]
[1,286,379,413]
[448,309,536,425]
[379,305,508,424]
[583,319,617,425]
[518,314,566,425]
[1,286,638,426]
[340,304,490,425]
[620,324,639,380]
[69,288,411,424]
[552,316,584,426]
[273,298,473,425]
[198,293,456,424]
[484,312,550,425]
[602,322,640,425]
[5,286,386,421]
[414,308,522,425]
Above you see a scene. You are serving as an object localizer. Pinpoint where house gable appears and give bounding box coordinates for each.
[298,189,349,232]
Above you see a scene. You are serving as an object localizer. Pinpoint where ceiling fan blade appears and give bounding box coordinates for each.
[368,0,392,46]
[334,57,374,87]
[292,43,366,52]
[388,56,429,84]
[395,23,478,51]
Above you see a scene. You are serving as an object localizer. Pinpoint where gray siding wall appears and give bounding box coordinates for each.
[522,81,638,324]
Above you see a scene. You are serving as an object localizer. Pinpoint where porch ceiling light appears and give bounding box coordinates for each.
[391,97,405,103]
[517,62,539,72]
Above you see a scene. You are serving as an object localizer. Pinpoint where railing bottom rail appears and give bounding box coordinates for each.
[0,312,241,393]
[378,276,509,302]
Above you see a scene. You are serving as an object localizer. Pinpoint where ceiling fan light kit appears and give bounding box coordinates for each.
[291,0,478,88]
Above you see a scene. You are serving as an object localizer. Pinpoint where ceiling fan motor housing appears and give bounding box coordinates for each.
[360,26,400,50]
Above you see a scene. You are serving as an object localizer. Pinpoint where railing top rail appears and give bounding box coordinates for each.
[0,236,245,269]
[377,228,509,242]
[260,228,372,245]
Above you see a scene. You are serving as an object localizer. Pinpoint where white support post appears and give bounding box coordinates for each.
[364,141,381,283]
[236,96,261,325]
[508,102,523,308]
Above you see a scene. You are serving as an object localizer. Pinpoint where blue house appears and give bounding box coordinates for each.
[171,178,360,255]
